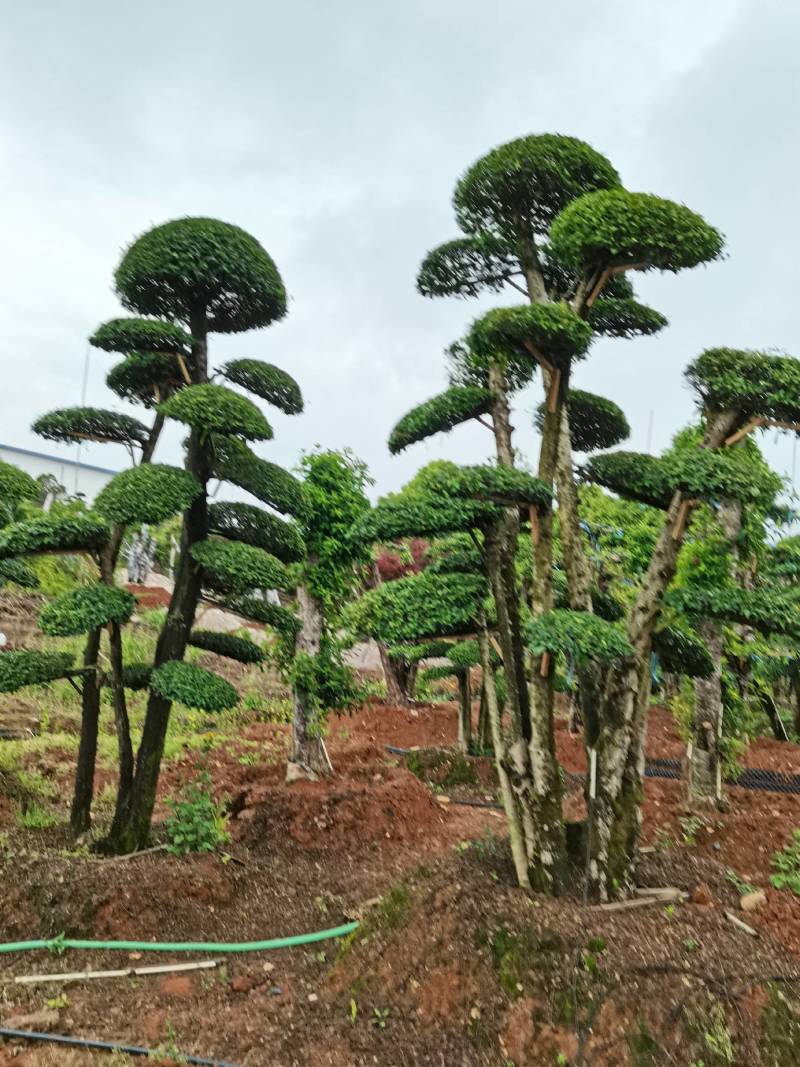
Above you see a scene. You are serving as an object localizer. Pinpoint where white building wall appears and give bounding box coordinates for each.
[0,443,117,503]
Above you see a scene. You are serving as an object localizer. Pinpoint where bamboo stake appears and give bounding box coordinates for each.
[176,353,192,385]
[528,505,540,547]
[10,958,220,986]
[547,368,561,413]
[725,416,763,447]
[539,651,551,677]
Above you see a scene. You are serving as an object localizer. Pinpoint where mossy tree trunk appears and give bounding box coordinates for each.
[69,415,165,839]
[456,665,472,754]
[590,410,740,898]
[105,311,211,853]
[288,582,333,779]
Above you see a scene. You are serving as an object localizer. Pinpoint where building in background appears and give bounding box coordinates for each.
[0,443,117,505]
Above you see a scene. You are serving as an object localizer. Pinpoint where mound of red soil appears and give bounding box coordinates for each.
[125,583,172,609]
[236,762,448,851]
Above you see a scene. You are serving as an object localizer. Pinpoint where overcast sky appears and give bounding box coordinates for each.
[1,0,798,504]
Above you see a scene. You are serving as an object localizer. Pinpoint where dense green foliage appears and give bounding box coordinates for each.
[583,450,673,509]
[388,386,492,454]
[0,559,38,589]
[90,317,193,355]
[150,660,239,712]
[296,450,372,612]
[356,494,498,543]
[208,501,305,563]
[537,389,630,453]
[226,596,301,635]
[0,512,109,559]
[95,464,202,526]
[106,352,183,407]
[453,134,621,238]
[351,570,486,644]
[0,650,74,693]
[386,639,453,663]
[429,463,552,507]
[32,407,150,448]
[445,338,534,393]
[525,609,633,664]
[0,460,38,520]
[668,586,800,639]
[39,583,136,636]
[587,297,667,339]
[417,234,520,298]
[188,629,266,664]
[669,447,783,508]
[470,303,593,368]
[212,436,307,517]
[160,383,273,441]
[192,538,290,595]
[549,189,724,273]
[686,348,800,427]
[114,217,287,333]
[220,359,303,415]
[652,625,714,679]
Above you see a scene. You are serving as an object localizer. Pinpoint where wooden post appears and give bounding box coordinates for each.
[539,650,551,677]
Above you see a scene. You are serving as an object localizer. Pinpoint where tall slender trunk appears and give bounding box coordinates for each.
[590,410,740,898]
[106,620,134,839]
[456,666,471,754]
[69,413,165,838]
[288,582,333,779]
[378,644,417,706]
[70,627,102,836]
[107,311,210,853]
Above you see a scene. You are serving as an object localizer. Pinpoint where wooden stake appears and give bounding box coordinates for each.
[539,651,551,677]
[725,416,763,447]
[547,368,561,413]
[489,636,504,663]
[176,353,192,385]
[528,505,540,547]
[585,268,611,308]
[671,500,693,541]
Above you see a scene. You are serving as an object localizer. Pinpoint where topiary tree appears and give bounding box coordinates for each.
[408,131,720,892]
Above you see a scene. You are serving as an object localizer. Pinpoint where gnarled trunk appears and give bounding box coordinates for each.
[288,582,333,779]
[378,644,417,706]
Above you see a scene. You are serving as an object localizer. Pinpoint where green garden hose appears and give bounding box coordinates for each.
[0,920,359,955]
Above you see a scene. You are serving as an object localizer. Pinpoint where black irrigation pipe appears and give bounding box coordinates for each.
[0,1027,241,1066]
[386,746,800,796]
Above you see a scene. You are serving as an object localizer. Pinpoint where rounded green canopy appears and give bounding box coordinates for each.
[417,234,520,299]
[536,389,630,453]
[388,386,492,455]
[0,651,75,694]
[220,359,303,416]
[469,303,593,369]
[0,461,38,510]
[39,583,136,637]
[549,189,724,274]
[525,609,633,664]
[454,133,621,238]
[33,407,150,449]
[106,352,184,407]
[652,626,713,679]
[356,495,498,544]
[115,217,287,334]
[208,501,304,563]
[211,436,307,518]
[150,660,239,712]
[90,317,193,355]
[0,513,109,560]
[351,570,486,645]
[188,629,266,665]
[686,348,800,428]
[95,464,202,526]
[192,538,291,595]
[160,383,273,441]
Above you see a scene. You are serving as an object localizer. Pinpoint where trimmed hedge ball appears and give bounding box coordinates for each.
[150,660,239,712]
[588,297,667,339]
[208,501,305,563]
[226,596,301,635]
[356,495,499,544]
[350,571,486,645]
[114,217,287,333]
[39,583,136,637]
[188,629,266,664]
[454,134,621,238]
[106,352,184,407]
[192,538,290,595]
[95,464,202,526]
[33,407,150,448]
[536,389,630,454]
[549,189,724,274]
[389,386,493,455]
[686,348,800,428]
[90,317,193,355]
[0,460,39,508]
[212,436,307,517]
[0,513,110,560]
[0,651,74,693]
[220,359,303,415]
[160,384,273,441]
[469,303,593,368]
[525,609,633,664]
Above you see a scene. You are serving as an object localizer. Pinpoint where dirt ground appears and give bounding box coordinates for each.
[1,698,800,1065]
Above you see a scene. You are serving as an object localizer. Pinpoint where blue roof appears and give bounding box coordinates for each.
[0,442,118,476]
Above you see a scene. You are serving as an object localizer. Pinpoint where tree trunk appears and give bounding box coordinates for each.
[69,412,165,839]
[378,644,417,706]
[589,410,740,898]
[70,627,102,836]
[456,666,472,754]
[107,620,135,840]
[105,311,210,853]
[689,499,742,802]
[288,582,333,779]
